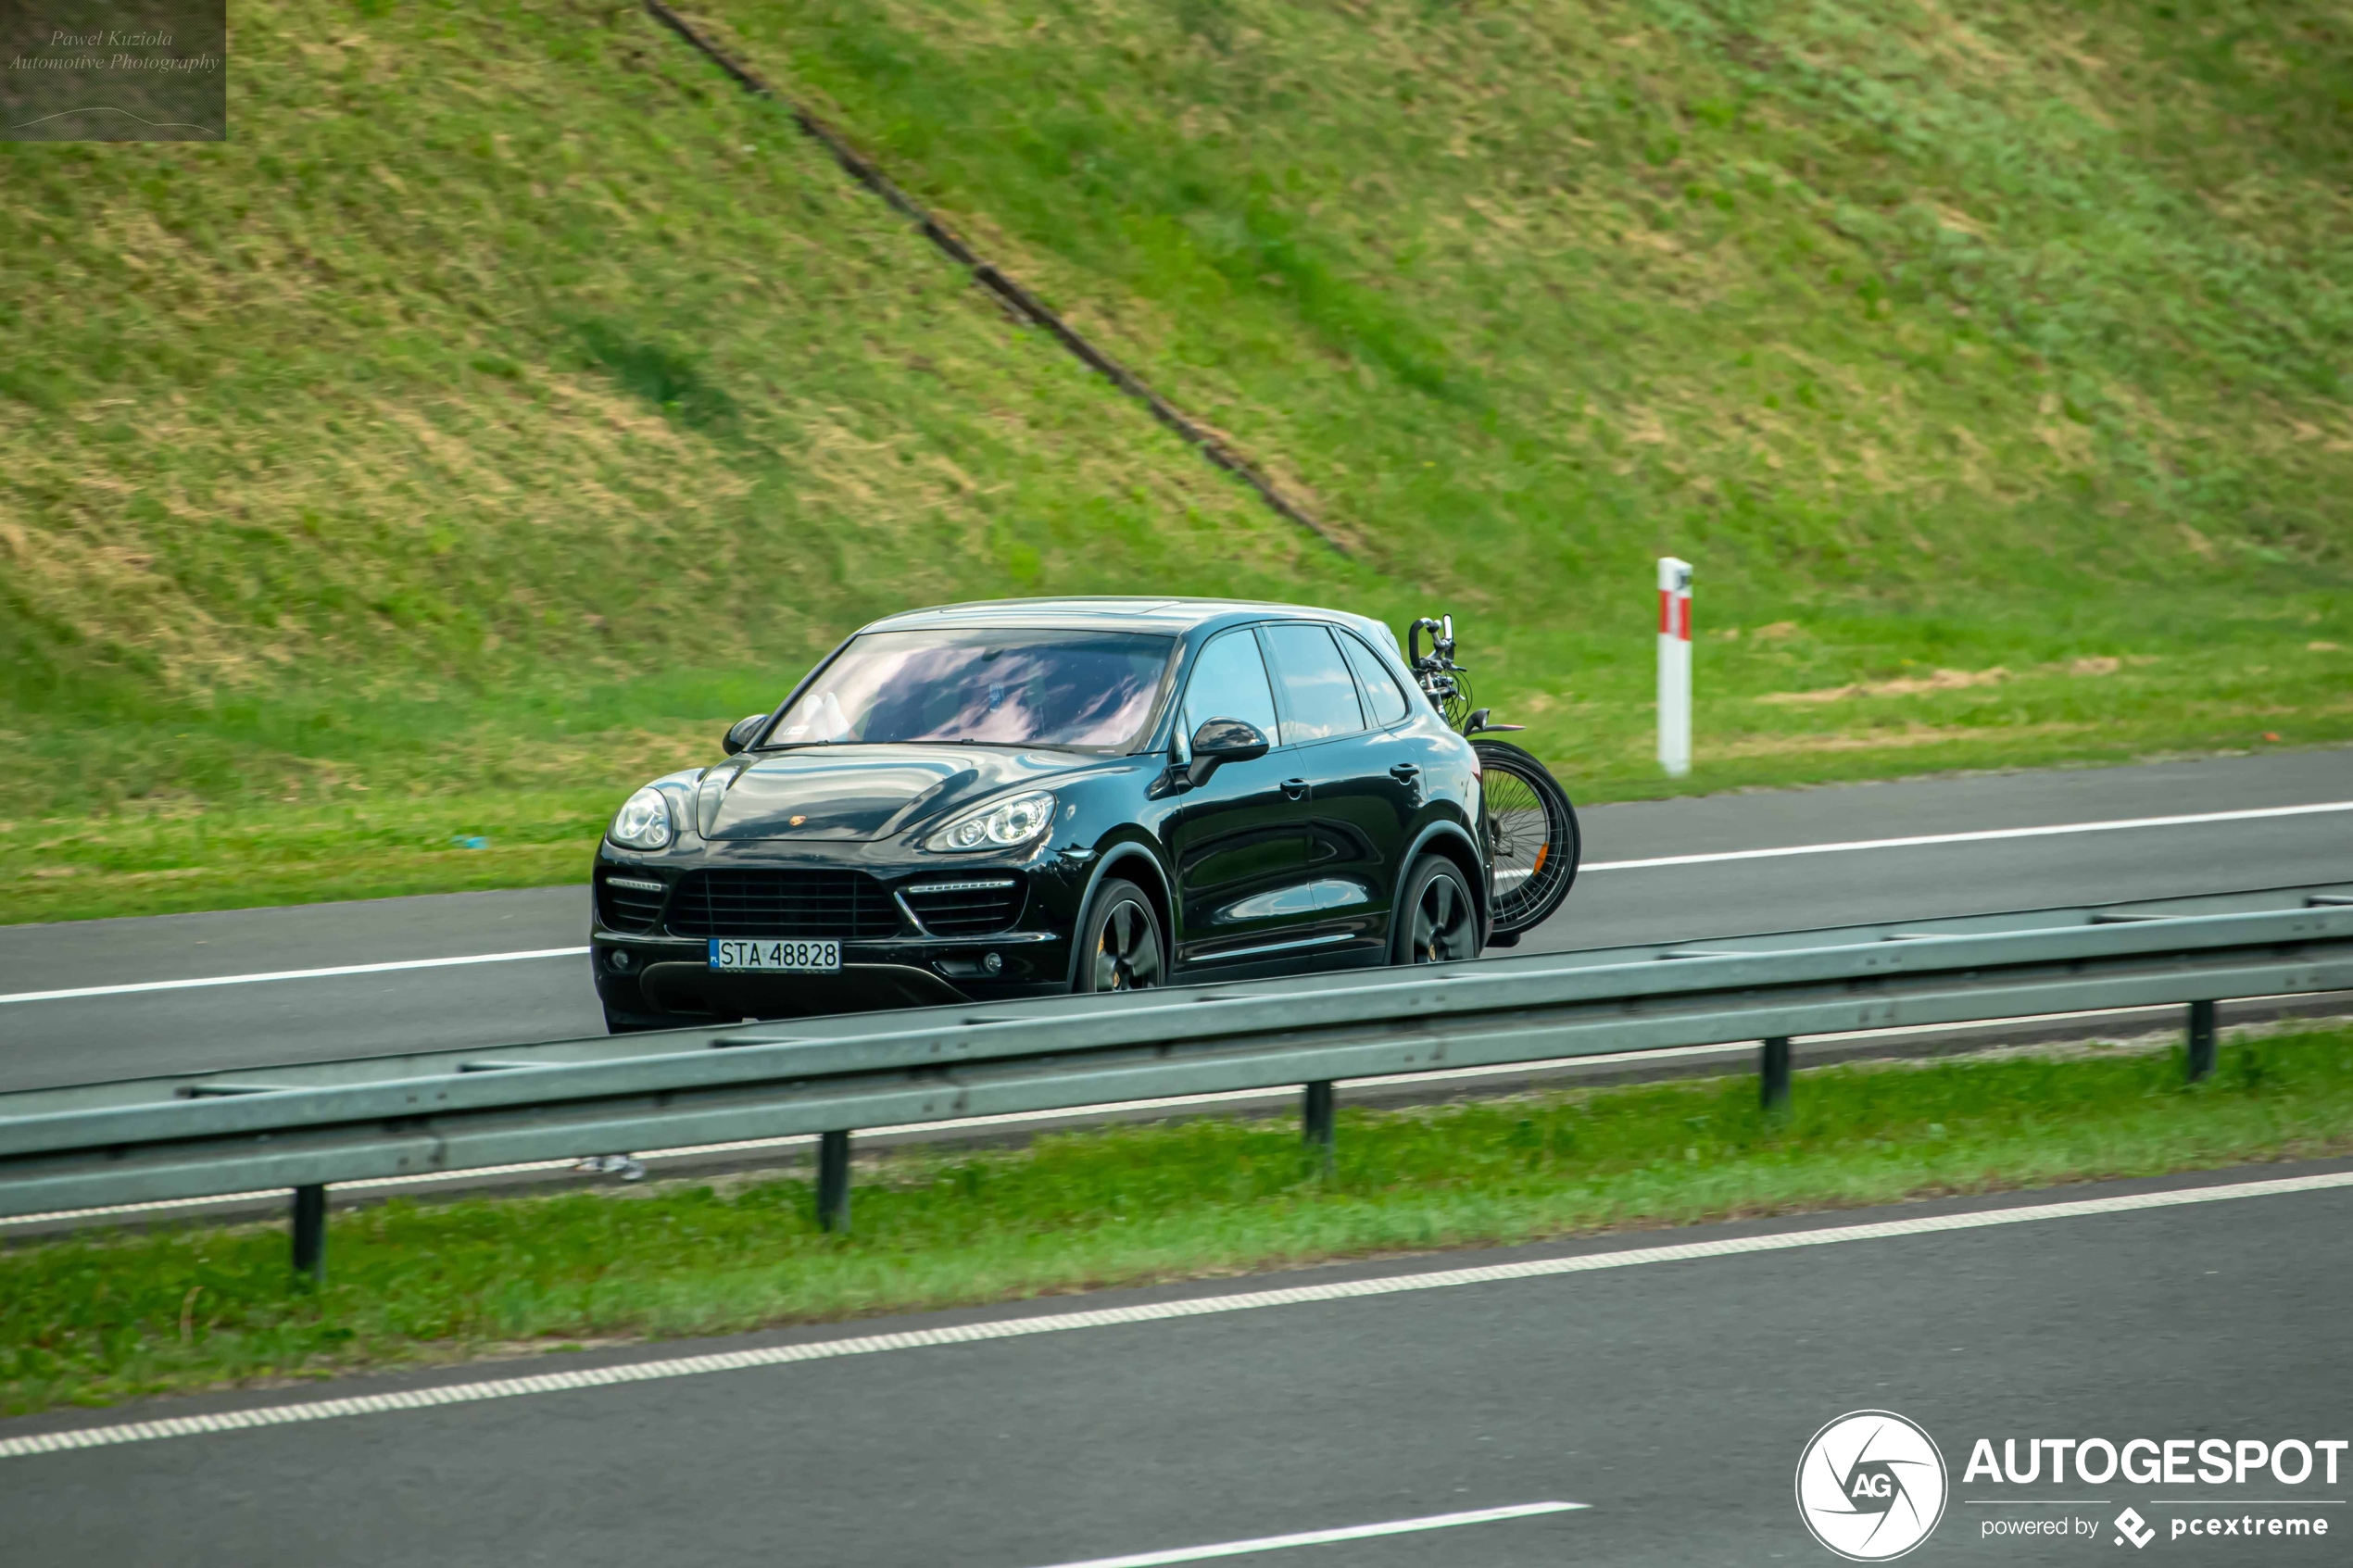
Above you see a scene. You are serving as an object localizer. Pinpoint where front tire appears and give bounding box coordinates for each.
[1074,878,1165,993]
[1391,854,1480,966]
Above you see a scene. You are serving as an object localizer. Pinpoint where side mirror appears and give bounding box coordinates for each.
[722,712,768,756]
[1185,717,1270,788]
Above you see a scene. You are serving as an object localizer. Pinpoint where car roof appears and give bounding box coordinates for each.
[861,596,1401,649]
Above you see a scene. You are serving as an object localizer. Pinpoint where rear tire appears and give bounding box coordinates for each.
[1474,739,1579,938]
[1390,855,1480,966]
[1074,878,1166,993]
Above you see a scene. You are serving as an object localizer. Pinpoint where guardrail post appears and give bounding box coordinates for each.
[1302,1081,1336,1167]
[291,1185,327,1282]
[1760,1036,1793,1114]
[816,1130,851,1233]
[2186,999,2218,1083]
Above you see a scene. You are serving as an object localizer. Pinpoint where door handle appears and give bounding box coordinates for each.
[1389,763,1421,782]
[1280,778,1309,800]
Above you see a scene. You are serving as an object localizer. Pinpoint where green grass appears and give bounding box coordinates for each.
[698,0,2353,732]
[6,1022,2349,1416]
[4,0,2350,922]
[0,0,1365,922]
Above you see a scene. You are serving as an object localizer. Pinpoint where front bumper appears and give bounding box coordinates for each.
[589,841,1091,1022]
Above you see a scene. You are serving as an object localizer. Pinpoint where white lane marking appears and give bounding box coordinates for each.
[1028,1501,1586,1568]
[4,1168,2347,1461]
[0,947,590,1006]
[1582,799,2353,872]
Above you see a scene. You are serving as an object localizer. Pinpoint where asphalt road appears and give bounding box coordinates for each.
[0,747,2347,1093]
[6,1163,2348,1566]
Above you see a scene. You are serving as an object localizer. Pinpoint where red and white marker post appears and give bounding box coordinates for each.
[1657,557,1692,777]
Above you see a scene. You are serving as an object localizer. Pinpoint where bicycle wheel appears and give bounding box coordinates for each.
[1437,668,1475,734]
[1473,739,1579,937]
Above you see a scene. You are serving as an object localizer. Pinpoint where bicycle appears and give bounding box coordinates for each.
[1407,616,1580,945]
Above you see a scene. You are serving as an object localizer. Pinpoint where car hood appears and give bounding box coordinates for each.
[695,745,1092,842]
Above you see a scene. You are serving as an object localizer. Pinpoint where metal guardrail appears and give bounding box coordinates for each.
[3,884,2349,1276]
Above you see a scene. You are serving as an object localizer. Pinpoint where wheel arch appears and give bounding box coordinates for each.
[1398,819,1488,942]
[1064,840,1176,988]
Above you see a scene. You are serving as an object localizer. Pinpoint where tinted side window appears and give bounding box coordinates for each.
[1338,630,1409,725]
[1180,628,1279,741]
[1263,623,1365,745]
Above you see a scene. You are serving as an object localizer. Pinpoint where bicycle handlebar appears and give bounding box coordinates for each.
[1408,615,1455,673]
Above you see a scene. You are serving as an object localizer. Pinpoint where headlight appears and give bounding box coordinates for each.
[608,786,673,850]
[923,790,1057,852]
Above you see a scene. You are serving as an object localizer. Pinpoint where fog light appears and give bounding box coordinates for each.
[610,950,633,972]
[983,952,1003,974]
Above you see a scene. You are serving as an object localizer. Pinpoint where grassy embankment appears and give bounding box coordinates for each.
[4,0,2349,923]
[4,1022,2349,1416]
[0,0,1361,923]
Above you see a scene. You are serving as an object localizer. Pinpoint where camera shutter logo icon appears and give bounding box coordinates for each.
[1794,1411,1949,1561]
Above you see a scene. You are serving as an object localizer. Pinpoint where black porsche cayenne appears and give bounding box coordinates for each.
[589,598,1490,1031]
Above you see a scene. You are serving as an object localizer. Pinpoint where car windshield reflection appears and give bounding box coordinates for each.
[769,629,1176,751]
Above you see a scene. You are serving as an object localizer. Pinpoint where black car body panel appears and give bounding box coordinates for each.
[591,598,1489,1025]
[698,745,1078,841]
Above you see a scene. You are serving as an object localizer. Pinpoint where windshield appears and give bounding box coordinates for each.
[767,629,1178,750]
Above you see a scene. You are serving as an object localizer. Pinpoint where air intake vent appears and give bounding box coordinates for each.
[667,869,900,941]
[598,874,666,933]
[900,876,1026,936]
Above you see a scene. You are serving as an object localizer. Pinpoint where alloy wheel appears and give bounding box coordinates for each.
[1093,897,1164,991]
[1410,871,1476,963]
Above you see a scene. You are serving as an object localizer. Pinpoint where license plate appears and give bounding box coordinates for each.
[708,938,840,972]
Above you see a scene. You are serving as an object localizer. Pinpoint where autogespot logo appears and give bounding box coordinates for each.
[1796,1411,1950,1562]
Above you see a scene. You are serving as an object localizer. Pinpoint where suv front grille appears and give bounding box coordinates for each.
[666,869,901,941]
[598,874,666,933]
[900,876,1026,935]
